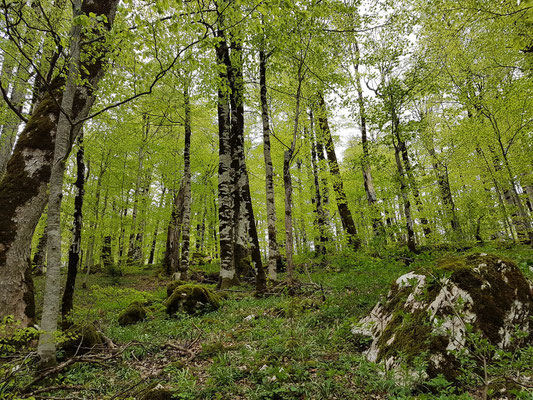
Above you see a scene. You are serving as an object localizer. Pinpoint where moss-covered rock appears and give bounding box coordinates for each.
[353,254,533,380]
[118,301,147,326]
[166,280,187,298]
[165,284,220,315]
[139,384,174,400]
[62,322,104,354]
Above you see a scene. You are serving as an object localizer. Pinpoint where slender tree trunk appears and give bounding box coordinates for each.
[148,187,166,265]
[309,118,327,256]
[353,41,382,235]
[284,150,295,281]
[428,147,462,237]
[38,2,83,364]
[259,47,279,281]
[128,141,145,264]
[284,64,304,283]
[393,136,416,253]
[61,132,85,327]
[497,138,533,245]
[396,131,432,238]
[316,93,360,250]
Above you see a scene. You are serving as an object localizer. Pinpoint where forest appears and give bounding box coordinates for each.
[0,0,532,398]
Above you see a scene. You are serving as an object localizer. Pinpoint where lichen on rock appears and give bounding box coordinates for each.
[352,253,533,380]
[165,283,220,316]
[117,301,147,326]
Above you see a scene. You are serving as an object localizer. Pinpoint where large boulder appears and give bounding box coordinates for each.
[165,283,220,315]
[353,254,533,380]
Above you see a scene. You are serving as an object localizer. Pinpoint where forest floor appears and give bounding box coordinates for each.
[4,244,533,399]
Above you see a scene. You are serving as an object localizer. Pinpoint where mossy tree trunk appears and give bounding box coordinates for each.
[0,0,119,329]
[33,220,48,276]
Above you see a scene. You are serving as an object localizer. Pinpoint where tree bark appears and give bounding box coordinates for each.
[164,185,185,276]
[259,47,279,281]
[61,132,85,327]
[179,83,192,280]
[148,187,166,265]
[215,29,237,289]
[392,132,416,253]
[229,40,265,292]
[33,221,48,276]
[38,0,83,364]
[316,93,360,251]
[308,115,327,256]
[396,132,432,238]
[353,41,382,235]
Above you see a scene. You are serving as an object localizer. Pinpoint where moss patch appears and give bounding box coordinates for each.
[118,301,147,327]
[165,284,220,316]
[62,322,104,355]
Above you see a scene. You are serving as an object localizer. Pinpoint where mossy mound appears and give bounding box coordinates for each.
[353,253,533,380]
[166,280,187,298]
[165,284,220,315]
[62,322,104,354]
[118,301,147,326]
[139,384,174,400]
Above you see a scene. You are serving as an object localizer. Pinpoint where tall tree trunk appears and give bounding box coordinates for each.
[477,147,515,240]
[396,131,432,238]
[61,132,85,327]
[316,93,360,250]
[215,27,237,289]
[283,150,295,281]
[393,134,416,253]
[309,118,327,256]
[427,146,462,237]
[353,41,382,235]
[38,1,83,364]
[179,83,192,280]
[259,47,279,281]
[0,0,119,328]
[128,139,146,264]
[229,40,265,292]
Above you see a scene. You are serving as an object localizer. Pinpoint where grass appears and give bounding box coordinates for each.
[4,243,533,399]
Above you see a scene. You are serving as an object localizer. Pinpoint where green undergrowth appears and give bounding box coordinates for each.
[5,244,532,399]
